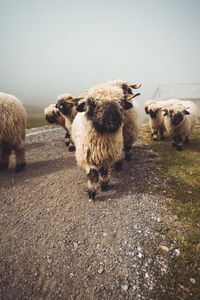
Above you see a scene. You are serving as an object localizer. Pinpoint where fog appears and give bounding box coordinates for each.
[0,0,200,113]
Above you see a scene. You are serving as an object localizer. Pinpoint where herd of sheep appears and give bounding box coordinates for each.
[0,80,199,200]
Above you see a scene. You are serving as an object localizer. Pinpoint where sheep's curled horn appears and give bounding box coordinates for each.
[124,92,140,101]
[129,83,141,89]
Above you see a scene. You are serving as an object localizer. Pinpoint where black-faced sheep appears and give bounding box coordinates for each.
[0,92,26,172]
[106,80,142,167]
[44,103,72,147]
[144,99,166,141]
[163,99,199,151]
[72,84,134,200]
[55,94,83,151]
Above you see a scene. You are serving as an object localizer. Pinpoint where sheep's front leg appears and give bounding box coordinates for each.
[176,135,183,151]
[68,139,76,152]
[0,142,11,171]
[99,167,109,191]
[65,130,75,152]
[87,168,99,200]
[65,130,70,147]
[152,130,158,141]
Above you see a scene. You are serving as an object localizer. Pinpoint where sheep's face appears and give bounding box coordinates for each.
[149,109,160,119]
[164,107,190,126]
[56,98,74,116]
[145,104,161,118]
[44,105,61,124]
[77,97,127,134]
[56,94,81,117]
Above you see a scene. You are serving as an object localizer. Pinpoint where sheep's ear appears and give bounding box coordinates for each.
[124,93,140,101]
[145,107,149,114]
[76,101,86,112]
[163,110,168,116]
[183,110,190,115]
[124,101,133,110]
[129,83,141,89]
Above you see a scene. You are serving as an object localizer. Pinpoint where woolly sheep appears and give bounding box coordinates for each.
[72,83,134,200]
[0,92,26,172]
[106,80,142,167]
[44,103,71,146]
[163,99,199,151]
[144,100,166,141]
[56,93,85,151]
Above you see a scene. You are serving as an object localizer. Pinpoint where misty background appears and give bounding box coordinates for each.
[0,0,200,115]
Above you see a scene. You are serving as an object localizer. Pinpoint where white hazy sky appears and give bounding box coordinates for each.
[0,0,200,111]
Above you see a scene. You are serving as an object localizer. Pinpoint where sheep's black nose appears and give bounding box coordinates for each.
[45,115,57,124]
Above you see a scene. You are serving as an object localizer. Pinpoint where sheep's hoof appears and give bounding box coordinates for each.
[176,146,182,151]
[65,141,70,147]
[114,160,123,171]
[68,145,75,152]
[100,181,109,191]
[15,162,26,172]
[88,189,96,201]
[184,138,189,144]
[0,163,8,172]
[153,138,158,141]
[125,154,132,162]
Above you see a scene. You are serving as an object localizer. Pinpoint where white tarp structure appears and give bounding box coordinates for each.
[153,84,200,113]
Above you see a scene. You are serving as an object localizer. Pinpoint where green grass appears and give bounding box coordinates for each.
[139,121,200,299]
[26,114,48,129]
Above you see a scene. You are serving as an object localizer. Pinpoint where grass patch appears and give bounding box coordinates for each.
[139,121,200,299]
[26,114,48,129]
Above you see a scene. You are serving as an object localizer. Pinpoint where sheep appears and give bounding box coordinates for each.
[106,80,142,168]
[55,93,83,151]
[72,83,134,200]
[144,99,166,141]
[44,103,72,147]
[44,103,66,129]
[0,92,26,172]
[162,99,199,151]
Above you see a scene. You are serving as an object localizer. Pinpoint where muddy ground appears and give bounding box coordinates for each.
[0,126,180,299]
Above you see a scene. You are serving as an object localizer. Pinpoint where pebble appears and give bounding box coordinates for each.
[74,242,78,250]
[174,249,181,256]
[138,253,143,258]
[98,265,104,274]
[190,278,195,284]
[159,245,169,252]
[121,284,129,292]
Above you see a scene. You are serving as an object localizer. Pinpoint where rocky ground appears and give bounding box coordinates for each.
[0,126,181,299]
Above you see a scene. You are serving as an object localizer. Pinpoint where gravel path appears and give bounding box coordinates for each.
[0,126,179,299]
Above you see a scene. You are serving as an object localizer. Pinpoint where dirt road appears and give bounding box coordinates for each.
[0,126,178,299]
